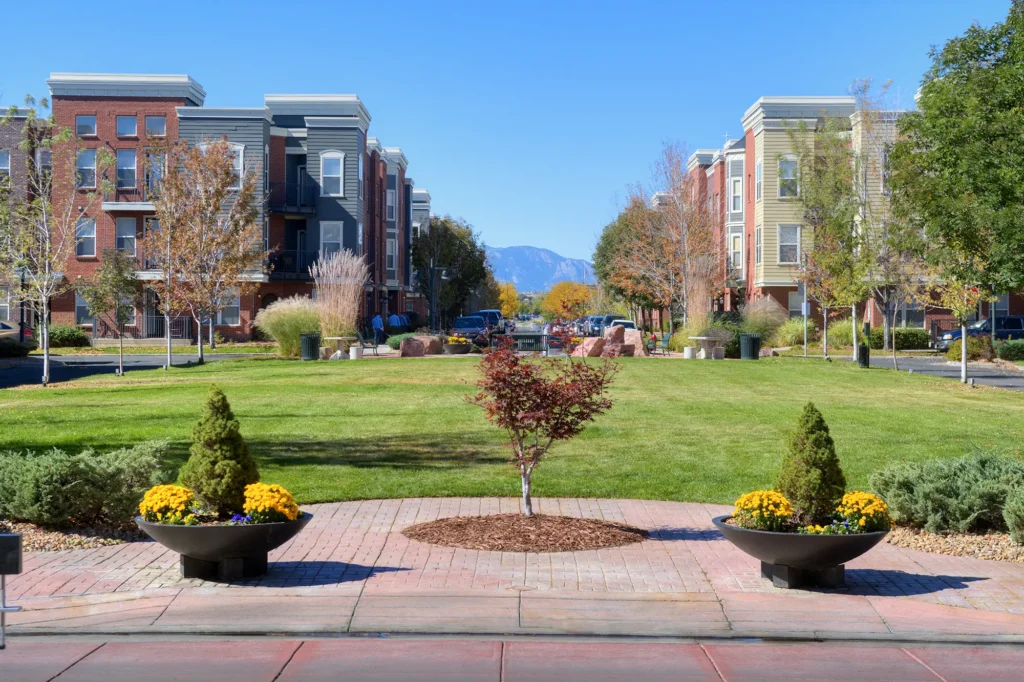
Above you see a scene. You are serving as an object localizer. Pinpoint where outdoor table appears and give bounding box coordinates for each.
[689,336,723,360]
[323,336,358,353]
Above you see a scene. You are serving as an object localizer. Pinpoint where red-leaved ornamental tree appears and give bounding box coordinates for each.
[469,338,618,516]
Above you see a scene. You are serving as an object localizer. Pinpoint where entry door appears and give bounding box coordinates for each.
[296,229,307,270]
[296,165,307,204]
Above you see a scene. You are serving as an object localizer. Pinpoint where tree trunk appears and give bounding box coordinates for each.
[961,323,968,384]
[118,331,124,377]
[891,313,899,372]
[165,312,172,370]
[41,298,50,385]
[209,320,216,349]
[851,303,858,361]
[196,316,204,364]
[822,307,829,359]
[521,468,533,517]
[882,294,891,351]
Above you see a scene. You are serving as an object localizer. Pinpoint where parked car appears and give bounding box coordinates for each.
[452,315,489,340]
[583,315,604,336]
[593,313,625,336]
[935,316,1024,351]
[0,321,30,341]
[608,319,637,330]
[472,309,504,332]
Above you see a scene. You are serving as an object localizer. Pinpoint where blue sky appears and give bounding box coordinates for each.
[1,0,1011,260]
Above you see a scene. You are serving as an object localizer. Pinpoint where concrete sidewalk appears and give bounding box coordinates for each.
[6,499,1024,643]
[5,636,1024,682]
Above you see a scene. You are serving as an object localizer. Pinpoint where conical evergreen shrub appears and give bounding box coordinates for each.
[180,385,259,516]
[776,402,846,524]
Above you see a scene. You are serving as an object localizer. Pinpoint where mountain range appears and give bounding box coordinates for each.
[485,245,595,292]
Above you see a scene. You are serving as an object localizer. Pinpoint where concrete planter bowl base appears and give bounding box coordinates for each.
[712,515,888,589]
[136,513,312,581]
[443,343,472,355]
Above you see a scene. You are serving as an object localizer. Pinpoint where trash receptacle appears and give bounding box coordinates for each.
[740,333,762,360]
[858,343,870,368]
[300,333,321,361]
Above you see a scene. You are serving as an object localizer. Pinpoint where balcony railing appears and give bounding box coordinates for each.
[269,249,320,278]
[103,184,155,207]
[92,315,194,340]
[268,182,317,213]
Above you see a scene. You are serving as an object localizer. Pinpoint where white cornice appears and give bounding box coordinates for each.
[48,73,206,106]
[383,147,408,171]
[742,96,856,133]
[686,149,716,172]
[367,137,383,154]
[177,107,270,121]
[412,188,431,204]
[404,177,414,186]
[265,94,370,129]
[303,116,369,133]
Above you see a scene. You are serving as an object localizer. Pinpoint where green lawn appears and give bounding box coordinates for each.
[1,357,1021,505]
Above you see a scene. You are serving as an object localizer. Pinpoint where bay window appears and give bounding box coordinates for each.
[778,224,801,265]
[320,151,344,197]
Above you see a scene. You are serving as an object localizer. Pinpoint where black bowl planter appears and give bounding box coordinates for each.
[136,513,312,581]
[712,515,888,589]
[443,343,472,355]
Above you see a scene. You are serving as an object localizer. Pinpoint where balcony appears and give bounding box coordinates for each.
[269,249,320,280]
[102,185,155,212]
[268,182,317,215]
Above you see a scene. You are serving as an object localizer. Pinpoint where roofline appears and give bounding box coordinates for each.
[47,73,206,106]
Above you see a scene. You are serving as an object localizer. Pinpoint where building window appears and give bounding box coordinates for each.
[386,237,396,270]
[320,151,344,197]
[730,178,742,212]
[778,224,801,264]
[880,146,891,196]
[0,287,9,321]
[755,159,762,201]
[755,226,762,266]
[77,149,96,188]
[75,292,94,325]
[76,115,97,136]
[229,144,244,190]
[145,116,166,137]
[116,116,137,137]
[216,291,240,326]
[358,154,364,199]
[730,234,743,276]
[264,144,269,192]
[899,301,925,329]
[117,149,137,188]
[116,217,137,255]
[0,150,9,178]
[144,218,161,268]
[788,291,803,319]
[320,222,342,256]
[76,217,96,257]
[386,189,396,221]
[145,151,164,193]
[778,155,798,198]
[119,297,137,326]
[413,221,421,239]
[36,149,52,178]
[356,222,364,256]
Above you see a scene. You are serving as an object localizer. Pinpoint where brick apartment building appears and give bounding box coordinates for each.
[686,95,1024,335]
[22,72,431,342]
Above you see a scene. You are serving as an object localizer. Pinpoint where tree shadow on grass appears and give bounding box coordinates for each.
[229,561,410,587]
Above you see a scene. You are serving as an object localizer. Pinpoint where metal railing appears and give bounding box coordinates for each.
[92,315,194,341]
[269,249,320,277]
[268,182,317,212]
[103,184,154,204]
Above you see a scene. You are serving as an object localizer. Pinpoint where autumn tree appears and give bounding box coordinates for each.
[469,337,618,516]
[0,98,113,384]
[891,3,1024,381]
[143,139,266,364]
[76,249,140,376]
[498,281,520,318]
[541,281,592,321]
[593,209,660,323]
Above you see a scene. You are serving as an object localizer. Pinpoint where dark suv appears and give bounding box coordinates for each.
[935,316,1024,350]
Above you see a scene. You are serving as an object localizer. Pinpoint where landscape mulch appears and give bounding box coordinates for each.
[0,521,146,553]
[402,513,648,552]
[887,526,1024,563]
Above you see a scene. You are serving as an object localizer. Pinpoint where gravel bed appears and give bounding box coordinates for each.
[0,521,147,552]
[403,513,647,552]
[887,526,1024,563]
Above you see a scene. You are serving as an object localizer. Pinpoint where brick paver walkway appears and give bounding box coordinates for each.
[7,499,1024,639]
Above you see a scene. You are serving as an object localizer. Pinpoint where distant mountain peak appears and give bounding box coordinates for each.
[485,245,595,292]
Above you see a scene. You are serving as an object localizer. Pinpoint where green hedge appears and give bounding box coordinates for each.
[868,327,931,350]
[946,335,995,362]
[386,333,418,350]
[997,339,1024,362]
[48,324,91,348]
[0,442,169,527]
[870,450,1024,534]
[0,338,34,358]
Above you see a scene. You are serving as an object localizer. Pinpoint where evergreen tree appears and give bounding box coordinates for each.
[776,403,846,524]
[180,386,259,515]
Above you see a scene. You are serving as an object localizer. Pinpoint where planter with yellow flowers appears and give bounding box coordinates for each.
[712,403,892,589]
[134,386,312,581]
[444,336,473,354]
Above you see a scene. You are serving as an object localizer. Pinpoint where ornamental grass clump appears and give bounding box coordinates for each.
[733,490,793,532]
[776,402,846,524]
[179,386,260,517]
[253,295,320,357]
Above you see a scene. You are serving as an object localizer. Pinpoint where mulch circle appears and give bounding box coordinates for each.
[402,513,648,552]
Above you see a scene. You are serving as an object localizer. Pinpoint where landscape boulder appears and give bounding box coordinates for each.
[400,337,426,357]
[602,342,635,358]
[571,337,605,357]
[759,347,779,358]
[318,347,333,361]
[623,329,649,356]
[603,324,625,345]
[414,335,442,355]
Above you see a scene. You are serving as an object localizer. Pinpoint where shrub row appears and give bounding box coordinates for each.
[0,338,35,358]
[0,442,169,527]
[997,339,1024,361]
[48,325,91,348]
[945,335,995,362]
[870,450,1024,535]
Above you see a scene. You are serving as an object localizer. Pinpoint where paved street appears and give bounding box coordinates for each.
[7,499,1024,641]
[4,637,1024,681]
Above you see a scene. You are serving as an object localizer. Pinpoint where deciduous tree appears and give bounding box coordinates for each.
[411,215,488,329]
[76,249,140,376]
[541,281,592,321]
[498,281,520,318]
